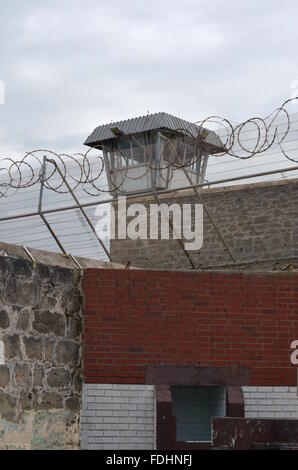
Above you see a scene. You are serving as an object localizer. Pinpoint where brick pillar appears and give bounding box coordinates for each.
[226,386,245,417]
[155,385,176,450]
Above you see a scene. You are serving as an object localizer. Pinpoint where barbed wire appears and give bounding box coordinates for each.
[0,97,297,198]
[196,97,298,161]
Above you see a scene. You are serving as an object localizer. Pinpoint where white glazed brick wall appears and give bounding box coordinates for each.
[243,386,298,419]
[81,384,156,450]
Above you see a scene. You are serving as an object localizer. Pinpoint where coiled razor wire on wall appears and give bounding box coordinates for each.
[0,97,298,199]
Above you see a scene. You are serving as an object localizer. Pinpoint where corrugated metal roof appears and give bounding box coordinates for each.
[84,112,223,150]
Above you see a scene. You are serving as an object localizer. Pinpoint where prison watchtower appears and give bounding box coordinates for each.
[84,112,224,196]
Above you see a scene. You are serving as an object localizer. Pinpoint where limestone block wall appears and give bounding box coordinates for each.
[0,254,83,449]
[110,179,298,271]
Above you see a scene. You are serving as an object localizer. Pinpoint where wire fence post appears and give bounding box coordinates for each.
[37,156,67,255]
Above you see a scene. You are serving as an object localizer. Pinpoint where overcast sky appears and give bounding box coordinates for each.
[0,0,298,156]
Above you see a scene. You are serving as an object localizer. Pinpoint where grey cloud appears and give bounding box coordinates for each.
[0,0,298,156]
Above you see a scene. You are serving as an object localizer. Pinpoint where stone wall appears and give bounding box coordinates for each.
[110,179,298,271]
[0,253,83,449]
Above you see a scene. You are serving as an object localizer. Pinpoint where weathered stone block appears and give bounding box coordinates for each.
[47,368,71,388]
[16,309,30,331]
[12,259,32,277]
[33,363,44,387]
[36,263,50,281]
[0,281,4,299]
[52,267,73,285]
[0,257,9,275]
[33,310,65,337]
[3,334,21,360]
[55,340,79,366]
[45,296,57,310]
[64,395,80,412]
[60,289,81,315]
[19,390,32,409]
[68,317,82,340]
[72,370,83,393]
[14,363,32,387]
[23,336,43,360]
[0,365,10,388]
[0,309,10,329]
[39,286,58,310]
[36,391,63,409]
[5,279,38,307]
[44,338,55,362]
[0,392,16,421]
[31,409,79,449]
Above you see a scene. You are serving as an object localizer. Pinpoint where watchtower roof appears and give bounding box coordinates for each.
[84,111,223,151]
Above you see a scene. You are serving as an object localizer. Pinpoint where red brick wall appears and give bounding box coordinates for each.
[82,269,298,386]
